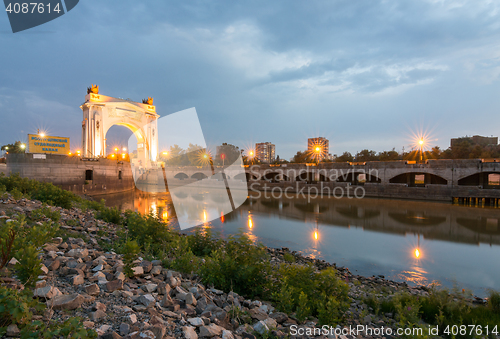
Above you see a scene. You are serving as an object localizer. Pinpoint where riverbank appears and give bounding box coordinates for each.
[1,185,499,338]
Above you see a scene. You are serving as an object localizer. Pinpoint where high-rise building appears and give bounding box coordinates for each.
[255,142,275,163]
[307,137,330,160]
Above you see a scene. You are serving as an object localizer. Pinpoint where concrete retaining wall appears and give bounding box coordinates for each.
[5,153,134,196]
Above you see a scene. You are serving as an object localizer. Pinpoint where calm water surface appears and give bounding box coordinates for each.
[102,189,500,296]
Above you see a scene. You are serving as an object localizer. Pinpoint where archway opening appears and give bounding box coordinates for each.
[191,172,208,180]
[458,172,500,188]
[174,173,189,180]
[390,172,447,187]
[105,125,134,156]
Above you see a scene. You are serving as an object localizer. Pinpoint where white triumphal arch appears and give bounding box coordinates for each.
[80,85,159,167]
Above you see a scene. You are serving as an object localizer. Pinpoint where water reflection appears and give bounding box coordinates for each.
[245,213,257,242]
[101,189,500,295]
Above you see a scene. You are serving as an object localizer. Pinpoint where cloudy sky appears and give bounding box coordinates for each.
[1,0,500,159]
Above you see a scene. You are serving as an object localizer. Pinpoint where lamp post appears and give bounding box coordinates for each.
[247,150,255,165]
[315,146,322,165]
[419,139,424,162]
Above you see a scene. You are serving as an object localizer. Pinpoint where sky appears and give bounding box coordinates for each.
[1,0,500,159]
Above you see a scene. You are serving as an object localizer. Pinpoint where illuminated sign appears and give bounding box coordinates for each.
[28,134,70,155]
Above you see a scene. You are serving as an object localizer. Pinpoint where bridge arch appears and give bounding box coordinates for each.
[458,171,500,188]
[262,171,288,182]
[295,172,313,182]
[336,171,381,184]
[174,173,189,180]
[191,172,208,180]
[389,172,447,186]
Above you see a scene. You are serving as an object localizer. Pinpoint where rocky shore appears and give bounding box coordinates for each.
[0,194,488,339]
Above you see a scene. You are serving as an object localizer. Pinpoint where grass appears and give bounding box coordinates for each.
[364,287,500,338]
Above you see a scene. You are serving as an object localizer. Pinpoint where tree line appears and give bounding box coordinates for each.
[289,139,500,163]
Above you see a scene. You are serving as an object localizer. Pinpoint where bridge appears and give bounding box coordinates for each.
[161,159,500,202]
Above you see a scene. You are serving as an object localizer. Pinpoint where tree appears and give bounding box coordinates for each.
[165,144,188,166]
[1,141,26,154]
[335,152,353,163]
[186,143,205,165]
[431,146,441,159]
[355,149,378,162]
[378,148,399,161]
[291,151,312,163]
[215,143,241,166]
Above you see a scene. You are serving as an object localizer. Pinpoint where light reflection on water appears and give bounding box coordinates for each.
[102,189,500,296]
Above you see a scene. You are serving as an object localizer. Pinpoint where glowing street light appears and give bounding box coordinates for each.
[314,145,323,164]
[20,144,26,149]
[419,139,424,162]
[162,151,169,156]
[122,147,127,152]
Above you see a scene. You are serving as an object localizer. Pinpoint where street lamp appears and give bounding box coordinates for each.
[419,139,424,162]
[314,146,322,164]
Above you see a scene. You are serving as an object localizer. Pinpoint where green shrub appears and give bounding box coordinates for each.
[0,174,77,208]
[489,290,500,314]
[188,228,221,257]
[10,188,23,200]
[200,233,271,298]
[14,245,42,288]
[0,286,96,338]
[97,206,123,225]
[122,239,140,278]
[296,291,311,322]
[124,211,172,251]
[283,252,295,263]
[30,206,61,223]
[271,265,349,325]
[0,216,58,287]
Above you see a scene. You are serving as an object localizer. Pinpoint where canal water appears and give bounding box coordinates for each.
[102,189,500,297]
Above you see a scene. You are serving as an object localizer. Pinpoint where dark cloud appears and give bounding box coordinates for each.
[1,0,500,158]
